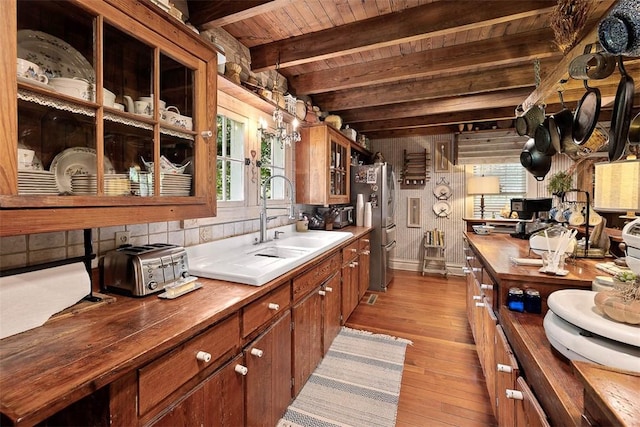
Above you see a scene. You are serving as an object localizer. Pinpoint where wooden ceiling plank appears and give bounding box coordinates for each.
[249,1,556,71]
[289,27,558,94]
[193,0,289,28]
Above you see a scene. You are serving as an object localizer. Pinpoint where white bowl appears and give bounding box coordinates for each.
[50,77,94,101]
[473,225,495,235]
[103,88,116,107]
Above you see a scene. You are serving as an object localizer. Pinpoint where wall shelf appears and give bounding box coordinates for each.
[400,149,429,187]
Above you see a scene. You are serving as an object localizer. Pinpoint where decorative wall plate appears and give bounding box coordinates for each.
[433,183,452,200]
[432,201,451,217]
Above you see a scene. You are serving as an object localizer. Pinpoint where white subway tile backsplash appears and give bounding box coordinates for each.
[0,236,27,254]
[127,223,149,237]
[29,232,66,251]
[184,228,200,246]
[29,247,66,264]
[168,230,185,246]
[99,226,126,241]
[0,252,27,269]
[149,222,168,234]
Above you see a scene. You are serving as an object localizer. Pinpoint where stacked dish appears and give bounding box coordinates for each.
[18,170,58,195]
[71,174,131,196]
[160,174,192,196]
[50,147,115,193]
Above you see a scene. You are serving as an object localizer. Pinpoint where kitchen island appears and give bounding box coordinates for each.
[464,231,639,426]
[0,226,371,427]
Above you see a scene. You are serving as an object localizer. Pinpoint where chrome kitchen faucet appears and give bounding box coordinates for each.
[258,175,296,243]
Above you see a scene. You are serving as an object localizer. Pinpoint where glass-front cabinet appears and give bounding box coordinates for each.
[0,0,217,236]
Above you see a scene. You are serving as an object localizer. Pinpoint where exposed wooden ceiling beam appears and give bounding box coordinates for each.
[313,60,560,112]
[189,0,286,28]
[289,27,560,95]
[249,1,556,72]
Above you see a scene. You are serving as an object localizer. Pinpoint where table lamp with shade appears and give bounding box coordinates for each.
[467,175,501,219]
[594,159,640,274]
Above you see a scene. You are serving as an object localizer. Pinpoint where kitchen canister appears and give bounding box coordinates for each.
[356,193,364,226]
[364,202,372,227]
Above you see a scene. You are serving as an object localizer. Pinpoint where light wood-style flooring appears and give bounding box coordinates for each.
[345,270,497,426]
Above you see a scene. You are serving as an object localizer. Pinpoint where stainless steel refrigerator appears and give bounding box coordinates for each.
[351,163,396,291]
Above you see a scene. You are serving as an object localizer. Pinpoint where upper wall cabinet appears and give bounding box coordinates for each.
[0,0,218,237]
[297,124,351,206]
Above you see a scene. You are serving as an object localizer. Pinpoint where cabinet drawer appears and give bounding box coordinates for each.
[138,313,240,416]
[293,252,341,303]
[342,242,359,263]
[242,283,291,338]
[359,236,371,252]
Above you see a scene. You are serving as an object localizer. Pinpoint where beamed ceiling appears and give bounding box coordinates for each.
[186,0,640,139]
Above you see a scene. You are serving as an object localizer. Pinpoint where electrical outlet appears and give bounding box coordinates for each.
[115,231,131,246]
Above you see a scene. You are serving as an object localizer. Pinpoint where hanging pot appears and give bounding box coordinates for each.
[568,43,616,80]
[572,79,601,145]
[550,91,575,154]
[609,56,635,161]
[520,138,552,181]
[534,118,558,156]
[515,105,545,137]
[628,112,640,145]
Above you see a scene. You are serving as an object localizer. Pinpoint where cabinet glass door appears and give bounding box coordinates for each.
[16,0,97,197]
[330,138,347,196]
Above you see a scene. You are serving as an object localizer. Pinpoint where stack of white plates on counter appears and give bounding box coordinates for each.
[71,174,130,196]
[160,173,191,196]
[18,170,58,195]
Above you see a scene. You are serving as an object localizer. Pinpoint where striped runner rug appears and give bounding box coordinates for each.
[278,327,412,427]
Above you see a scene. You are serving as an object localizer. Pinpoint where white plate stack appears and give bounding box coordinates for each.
[160,174,191,196]
[18,170,58,195]
[71,174,131,196]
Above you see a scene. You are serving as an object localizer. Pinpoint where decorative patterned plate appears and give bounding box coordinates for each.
[432,201,451,217]
[433,183,452,200]
[17,30,95,83]
[49,147,115,193]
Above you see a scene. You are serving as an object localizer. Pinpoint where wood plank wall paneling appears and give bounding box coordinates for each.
[371,135,467,272]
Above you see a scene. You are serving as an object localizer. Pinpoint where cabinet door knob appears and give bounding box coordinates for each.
[325,286,333,293]
[505,389,523,400]
[235,364,248,376]
[463,267,471,274]
[268,303,280,310]
[250,348,264,358]
[196,351,212,363]
[363,239,370,243]
[349,262,356,268]
[497,363,513,373]
[318,290,326,296]
[201,130,213,138]
[466,256,475,261]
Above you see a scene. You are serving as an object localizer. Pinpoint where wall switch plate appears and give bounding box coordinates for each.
[115,231,131,246]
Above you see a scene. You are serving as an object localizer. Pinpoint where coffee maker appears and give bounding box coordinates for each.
[510,198,552,239]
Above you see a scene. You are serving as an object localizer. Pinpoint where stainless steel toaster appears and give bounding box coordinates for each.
[100,243,190,296]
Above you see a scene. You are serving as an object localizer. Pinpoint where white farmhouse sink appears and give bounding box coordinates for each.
[187,227,353,286]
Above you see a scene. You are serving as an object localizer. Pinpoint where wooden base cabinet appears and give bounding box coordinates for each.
[245,311,292,427]
[357,235,371,299]
[342,240,360,321]
[322,272,342,357]
[151,355,245,427]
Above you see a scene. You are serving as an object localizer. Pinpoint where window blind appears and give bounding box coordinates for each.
[472,164,526,218]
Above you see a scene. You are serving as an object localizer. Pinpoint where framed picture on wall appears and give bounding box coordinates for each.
[435,141,451,172]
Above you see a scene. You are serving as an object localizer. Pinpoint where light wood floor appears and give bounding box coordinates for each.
[345,270,497,427]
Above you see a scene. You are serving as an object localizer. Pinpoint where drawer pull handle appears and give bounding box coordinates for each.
[505,389,523,400]
[475,302,485,307]
[363,239,370,243]
[463,267,471,274]
[250,348,264,358]
[473,295,482,300]
[319,290,326,296]
[235,364,248,376]
[480,284,493,290]
[351,248,358,253]
[268,303,280,310]
[361,250,370,255]
[201,130,213,138]
[497,363,513,373]
[325,287,333,293]
[466,256,475,261]
[196,351,211,363]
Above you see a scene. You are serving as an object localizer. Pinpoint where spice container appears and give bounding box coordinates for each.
[524,289,542,314]
[507,287,524,312]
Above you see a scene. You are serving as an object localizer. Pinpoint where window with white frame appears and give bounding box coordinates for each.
[472,164,526,217]
[260,132,287,200]
[216,112,246,202]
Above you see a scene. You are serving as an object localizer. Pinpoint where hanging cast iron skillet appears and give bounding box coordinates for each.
[609,56,635,161]
[572,79,601,145]
[534,118,558,156]
[520,138,552,181]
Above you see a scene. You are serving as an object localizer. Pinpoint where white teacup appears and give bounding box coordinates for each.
[17,58,48,84]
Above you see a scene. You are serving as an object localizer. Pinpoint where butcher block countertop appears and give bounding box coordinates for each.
[0,226,371,426]
[464,231,639,426]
